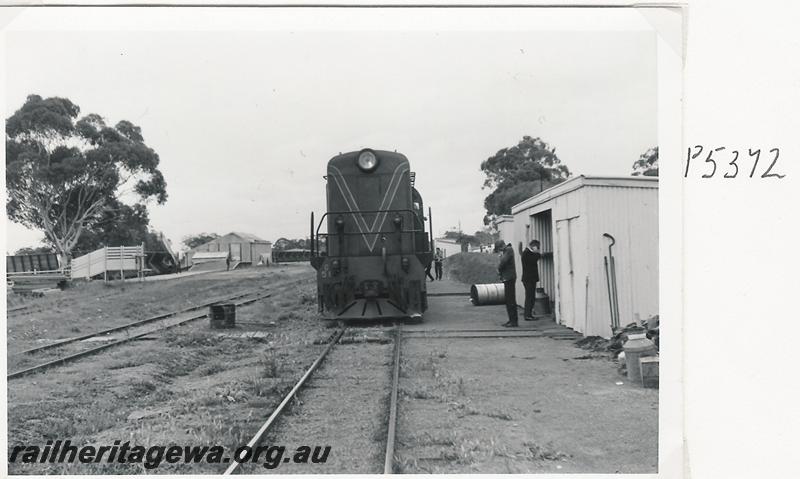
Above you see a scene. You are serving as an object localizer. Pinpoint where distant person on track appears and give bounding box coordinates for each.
[521,239,542,321]
[434,248,444,280]
[495,240,518,327]
[226,253,231,271]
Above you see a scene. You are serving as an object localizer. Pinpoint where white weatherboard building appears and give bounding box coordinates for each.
[510,176,658,338]
[495,215,515,243]
[187,232,272,267]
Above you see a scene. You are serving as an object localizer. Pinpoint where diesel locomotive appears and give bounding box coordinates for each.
[310,149,433,320]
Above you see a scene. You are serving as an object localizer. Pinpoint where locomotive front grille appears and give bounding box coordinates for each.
[360,280,383,299]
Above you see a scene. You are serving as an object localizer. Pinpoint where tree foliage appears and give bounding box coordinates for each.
[14,246,55,255]
[182,232,220,250]
[273,237,309,251]
[632,146,659,176]
[72,200,165,254]
[481,136,570,221]
[473,228,499,247]
[6,94,167,262]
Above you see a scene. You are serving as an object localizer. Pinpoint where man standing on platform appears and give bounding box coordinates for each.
[521,239,542,320]
[495,240,518,328]
[434,248,444,280]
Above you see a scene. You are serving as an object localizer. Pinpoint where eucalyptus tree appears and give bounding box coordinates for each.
[6,94,167,264]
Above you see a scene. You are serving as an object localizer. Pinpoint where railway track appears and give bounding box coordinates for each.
[223,328,347,475]
[222,322,555,474]
[223,323,405,475]
[10,288,263,358]
[7,280,312,380]
[384,324,403,473]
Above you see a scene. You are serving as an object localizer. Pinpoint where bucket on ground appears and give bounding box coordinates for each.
[623,330,657,383]
[470,283,505,306]
[209,302,236,329]
[533,287,551,315]
[639,356,659,388]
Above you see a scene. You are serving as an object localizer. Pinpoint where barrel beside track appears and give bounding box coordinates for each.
[469,283,506,306]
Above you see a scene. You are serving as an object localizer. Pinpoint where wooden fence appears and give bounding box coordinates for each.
[70,244,145,281]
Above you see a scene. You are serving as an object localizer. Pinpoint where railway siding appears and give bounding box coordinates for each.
[234,328,394,474]
[7,268,324,475]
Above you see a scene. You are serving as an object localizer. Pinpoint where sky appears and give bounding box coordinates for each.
[3,7,657,253]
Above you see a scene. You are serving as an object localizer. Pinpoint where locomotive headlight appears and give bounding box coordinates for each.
[356,149,379,172]
[393,215,402,228]
[401,256,410,272]
[335,215,345,231]
[331,259,341,275]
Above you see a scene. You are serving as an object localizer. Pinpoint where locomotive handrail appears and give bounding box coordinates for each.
[314,209,425,239]
[313,209,430,257]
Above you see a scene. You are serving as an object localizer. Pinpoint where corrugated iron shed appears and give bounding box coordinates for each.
[510,175,658,338]
[188,232,273,265]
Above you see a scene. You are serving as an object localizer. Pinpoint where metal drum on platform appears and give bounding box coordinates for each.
[470,283,506,306]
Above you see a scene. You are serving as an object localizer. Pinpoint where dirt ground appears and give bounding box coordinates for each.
[6,269,658,475]
[396,279,659,473]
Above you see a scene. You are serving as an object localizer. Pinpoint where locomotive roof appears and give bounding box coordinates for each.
[328,149,409,165]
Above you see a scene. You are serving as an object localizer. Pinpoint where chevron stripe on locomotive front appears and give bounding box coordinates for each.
[310,149,433,320]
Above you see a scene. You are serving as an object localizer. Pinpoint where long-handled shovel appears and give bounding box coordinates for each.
[604,255,615,330]
[603,233,620,329]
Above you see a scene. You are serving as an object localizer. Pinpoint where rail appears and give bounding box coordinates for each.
[384,323,403,473]
[223,328,346,475]
[6,287,281,380]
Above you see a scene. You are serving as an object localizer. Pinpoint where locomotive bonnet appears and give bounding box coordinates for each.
[310,149,433,320]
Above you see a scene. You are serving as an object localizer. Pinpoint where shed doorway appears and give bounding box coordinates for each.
[229,243,242,262]
[530,210,555,315]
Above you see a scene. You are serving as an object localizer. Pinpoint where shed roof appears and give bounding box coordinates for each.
[434,237,461,244]
[228,232,270,243]
[511,175,658,214]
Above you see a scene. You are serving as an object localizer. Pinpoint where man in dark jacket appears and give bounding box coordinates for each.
[521,239,541,320]
[495,240,518,327]
[434,248,444,280]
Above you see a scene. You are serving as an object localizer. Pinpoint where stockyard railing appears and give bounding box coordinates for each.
[70,244,145,282]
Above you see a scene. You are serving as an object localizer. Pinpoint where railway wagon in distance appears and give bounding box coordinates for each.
[310,149,433,321]
[272,249,312,264]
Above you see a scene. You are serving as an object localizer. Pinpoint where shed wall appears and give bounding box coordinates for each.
[495,216,515,243]
[583,185,658,337]
[188,234,271,265]
[249,243,273,264]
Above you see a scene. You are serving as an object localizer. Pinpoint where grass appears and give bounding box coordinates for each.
[523,440,571,461]
[260,351,281,378]
[398,434,568,474]
[442,252,500,285]
[6,267,305,355]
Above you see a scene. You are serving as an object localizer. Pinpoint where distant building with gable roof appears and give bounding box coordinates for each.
[187,232,272,268]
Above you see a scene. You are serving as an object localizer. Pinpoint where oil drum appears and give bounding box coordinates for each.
[470,283,506,306]
[209,303,236,329]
